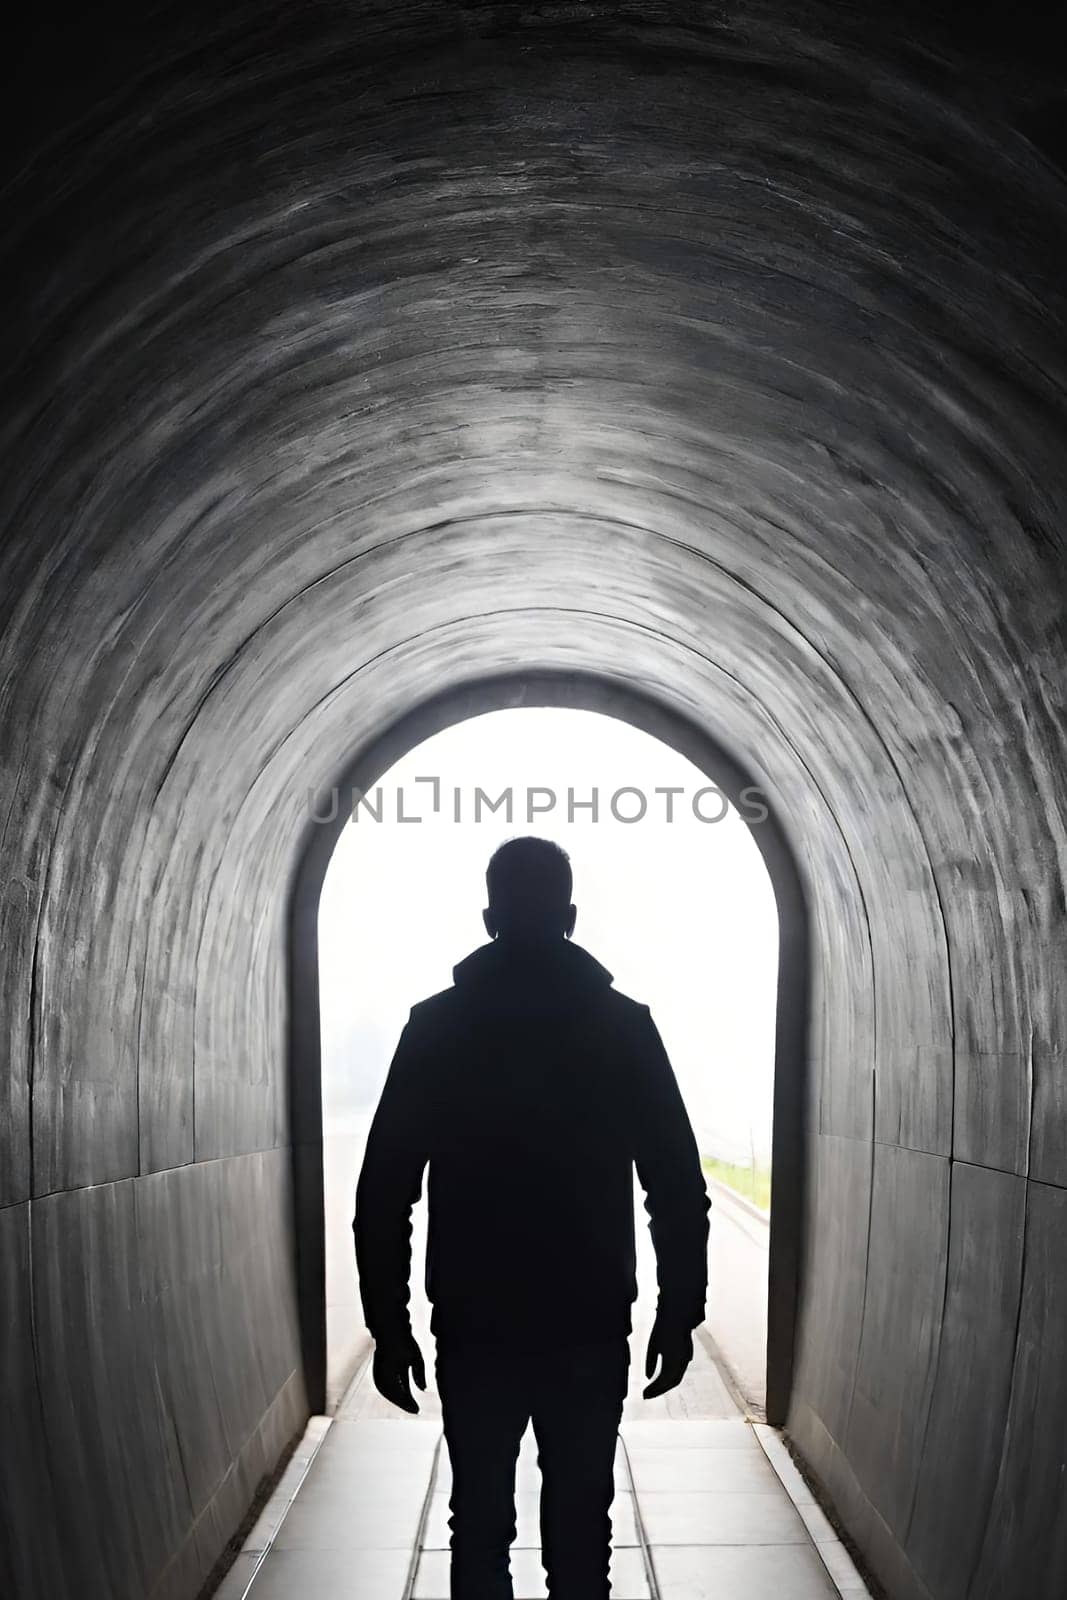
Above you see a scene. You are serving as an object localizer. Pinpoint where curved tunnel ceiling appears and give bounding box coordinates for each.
[2,6,1067,1600]
[2,0,1065,1177]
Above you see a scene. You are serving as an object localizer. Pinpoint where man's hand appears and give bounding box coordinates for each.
[643,1314,694,1399]
[372,1331,427,1414]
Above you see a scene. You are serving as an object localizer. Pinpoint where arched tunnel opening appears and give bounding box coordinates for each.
[2,5,1067,1600]
[307,688,788,1419]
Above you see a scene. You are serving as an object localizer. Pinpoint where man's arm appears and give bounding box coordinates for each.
[631,1004,711,1390]
[353,1010,429,1355]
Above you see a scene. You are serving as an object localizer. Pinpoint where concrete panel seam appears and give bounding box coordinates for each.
[842,1039,879,1451]
[617,1429,664,1600]
[23,1202,66,1595]
[902,1159,956,1544]
[963,1176,1032,1596]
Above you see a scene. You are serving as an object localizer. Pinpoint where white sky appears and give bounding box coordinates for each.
[318,707,779,1163]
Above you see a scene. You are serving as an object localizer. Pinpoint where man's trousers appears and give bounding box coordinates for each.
[434,1335,632,1600]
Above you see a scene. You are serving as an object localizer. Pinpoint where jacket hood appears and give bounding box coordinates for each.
[452,937,614,990]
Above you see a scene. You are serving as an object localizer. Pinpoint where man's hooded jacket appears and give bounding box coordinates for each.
[353,936,712,1348]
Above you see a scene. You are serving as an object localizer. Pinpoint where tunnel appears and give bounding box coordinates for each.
[1,3,1066,1598]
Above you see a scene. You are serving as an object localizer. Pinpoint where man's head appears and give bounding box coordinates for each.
[483,836,577,945]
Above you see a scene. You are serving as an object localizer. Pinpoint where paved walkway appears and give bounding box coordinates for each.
[215,1170,870,1598]
[216,1329,871,1600]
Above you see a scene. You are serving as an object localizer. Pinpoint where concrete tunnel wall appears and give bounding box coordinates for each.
[1,4,1066,1598]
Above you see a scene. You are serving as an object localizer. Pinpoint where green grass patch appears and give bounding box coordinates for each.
[701,1155,772,1212]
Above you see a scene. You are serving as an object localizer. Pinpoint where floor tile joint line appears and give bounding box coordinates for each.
[617,1429,663,1600]
[405,1431,445,1600]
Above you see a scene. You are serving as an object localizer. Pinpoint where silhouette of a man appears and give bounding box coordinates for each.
[354,836,711,1599]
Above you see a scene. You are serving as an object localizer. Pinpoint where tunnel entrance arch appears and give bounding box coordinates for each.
[288,671,809,1425]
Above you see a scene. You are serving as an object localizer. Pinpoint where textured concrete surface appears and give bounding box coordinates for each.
[1,4,1067,1599]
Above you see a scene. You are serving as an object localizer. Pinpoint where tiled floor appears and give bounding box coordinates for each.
[217,1382,872,1600]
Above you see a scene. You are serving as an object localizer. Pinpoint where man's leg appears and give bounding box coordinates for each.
[530,1337,631,1600]
[435,1340,530,1600]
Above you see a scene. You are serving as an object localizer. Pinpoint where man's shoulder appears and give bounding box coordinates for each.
[407,987,458,1025]
[602,985,653,1023]
[578,984,657,1058]
[405,977,655,1032]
